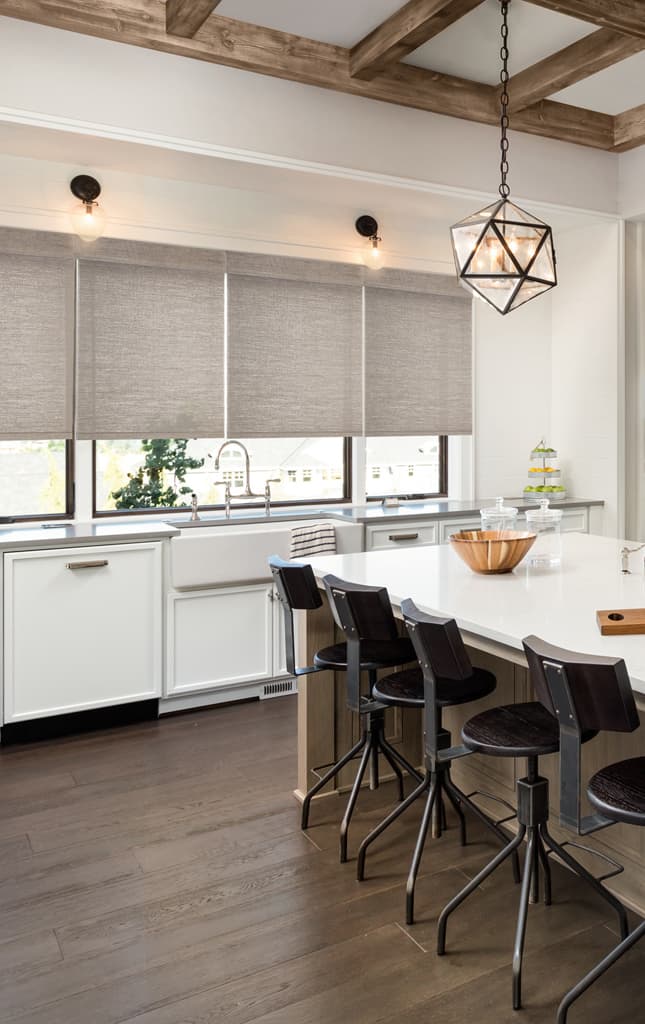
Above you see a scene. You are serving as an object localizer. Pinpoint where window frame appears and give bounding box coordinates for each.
[0,440,75,525]
[365,435,449,503]
[91,437,353,518]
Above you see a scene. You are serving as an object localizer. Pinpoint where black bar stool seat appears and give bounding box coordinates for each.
[373,664,496,709]
[462,701,561,758]
[588,756,645,826]
[314,636,415,672]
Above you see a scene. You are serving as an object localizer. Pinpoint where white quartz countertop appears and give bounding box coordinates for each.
[308,533,645,696]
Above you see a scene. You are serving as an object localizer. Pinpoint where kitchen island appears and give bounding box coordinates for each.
[302,533,645,915]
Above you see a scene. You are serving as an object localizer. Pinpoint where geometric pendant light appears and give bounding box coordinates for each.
[450,1,556,315]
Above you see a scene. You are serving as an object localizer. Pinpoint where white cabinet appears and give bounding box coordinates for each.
[561,508,589,533]
[366,521,438,551]
[3,543,162,723]
[438,516,481,543]
[166,583,287,698]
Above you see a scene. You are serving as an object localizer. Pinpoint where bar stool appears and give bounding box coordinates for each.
[356,598,520,925]
[437,634,630,1012]
[269,557,419,861]
[519,637,642,1024]
[557,759,645,1023]
[321,574,426,860]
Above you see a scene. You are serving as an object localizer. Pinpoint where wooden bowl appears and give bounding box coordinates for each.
[449,529,537,574]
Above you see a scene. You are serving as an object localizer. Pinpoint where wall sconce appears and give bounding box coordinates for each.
[70,175,106,242]
[355,214,382,268]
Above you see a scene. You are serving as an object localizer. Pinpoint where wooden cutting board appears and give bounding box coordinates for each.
[597,608,645,635]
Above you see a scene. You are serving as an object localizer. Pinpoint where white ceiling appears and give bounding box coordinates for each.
[215,0,404,47]
[405,0,592,82]
[217,0,645,116]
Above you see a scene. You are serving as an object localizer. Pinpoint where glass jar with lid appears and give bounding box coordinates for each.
[480,496,519,533]
[524,498,563,567]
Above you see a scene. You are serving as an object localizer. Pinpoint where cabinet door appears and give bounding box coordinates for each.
[167,584,273,696]
[561,508,589,533]
[272,588,291,678]
[4,543,162,722]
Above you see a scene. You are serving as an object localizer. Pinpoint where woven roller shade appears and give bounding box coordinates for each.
[365,270,472,436]
[0,232,75,439]
[227,255,363,437]
[76,246,225,439]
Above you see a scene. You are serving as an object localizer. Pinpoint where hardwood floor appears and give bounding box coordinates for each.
[0,696,642,1023]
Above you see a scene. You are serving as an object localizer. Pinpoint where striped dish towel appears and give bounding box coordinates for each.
[290,523,337,559]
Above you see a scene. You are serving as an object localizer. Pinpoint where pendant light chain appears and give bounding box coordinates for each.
[499,0,510,199]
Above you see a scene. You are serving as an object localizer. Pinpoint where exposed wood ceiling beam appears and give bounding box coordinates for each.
[509,28,645,112]
[350,0,484,81]
[525,0,645,40]
[166,1,222,39]
[614,101,645,150]
[0,1,615,150]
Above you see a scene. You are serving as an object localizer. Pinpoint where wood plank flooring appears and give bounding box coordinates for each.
[0,696,643,1023]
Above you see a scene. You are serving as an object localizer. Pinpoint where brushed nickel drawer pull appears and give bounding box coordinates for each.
[388,533,419,542]
[65,560,109,570]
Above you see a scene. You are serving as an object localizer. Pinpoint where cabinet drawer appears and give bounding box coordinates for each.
[366,522,437,550]
[4,543,162,722]
[438,517,481,543]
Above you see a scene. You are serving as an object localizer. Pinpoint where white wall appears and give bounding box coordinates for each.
[624,221,645,539]
[551,221,624,537]
[473,295,552,499]
[0,17,619,216]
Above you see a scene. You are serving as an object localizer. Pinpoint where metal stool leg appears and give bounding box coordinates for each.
[406,775,438,925]
[530,830,541,905]
[442,772,467,847]
[339,737,373,863]
[370,727,380,791]
[513,828,537,1010]
[379,741,405,801]
[539,823,629,940]
[537,832,552,905]
[557,920,645,1024]
[357,773,430,880]
[437,825,527,954]
[379,735,424,783]
[301,732,367,830]
[444,779,521,883]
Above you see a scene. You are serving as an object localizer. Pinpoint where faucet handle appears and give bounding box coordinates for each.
[264,478,280,495]
[214,479,231,493]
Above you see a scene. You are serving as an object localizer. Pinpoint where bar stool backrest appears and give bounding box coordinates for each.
[322,574,399,643]
[401,598,474,760]
[401,598,473,682]
[323,574,399,710]
[523,634,640,833]
[523,635,639,734]
[269,555,323,677]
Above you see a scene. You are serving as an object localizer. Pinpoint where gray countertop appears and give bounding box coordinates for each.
[160,496,604,529]
[0,520,179,552]
[0,497,603,549]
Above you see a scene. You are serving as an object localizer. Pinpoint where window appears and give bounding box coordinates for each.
[94,438,350,514]
[365,437,447,499]
[0,440,72,522]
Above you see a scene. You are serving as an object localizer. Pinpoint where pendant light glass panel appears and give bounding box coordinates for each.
[450,198,556,315]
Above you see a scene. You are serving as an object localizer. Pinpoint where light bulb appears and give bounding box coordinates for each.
[71,200,106,242]
[365,235,383,269]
